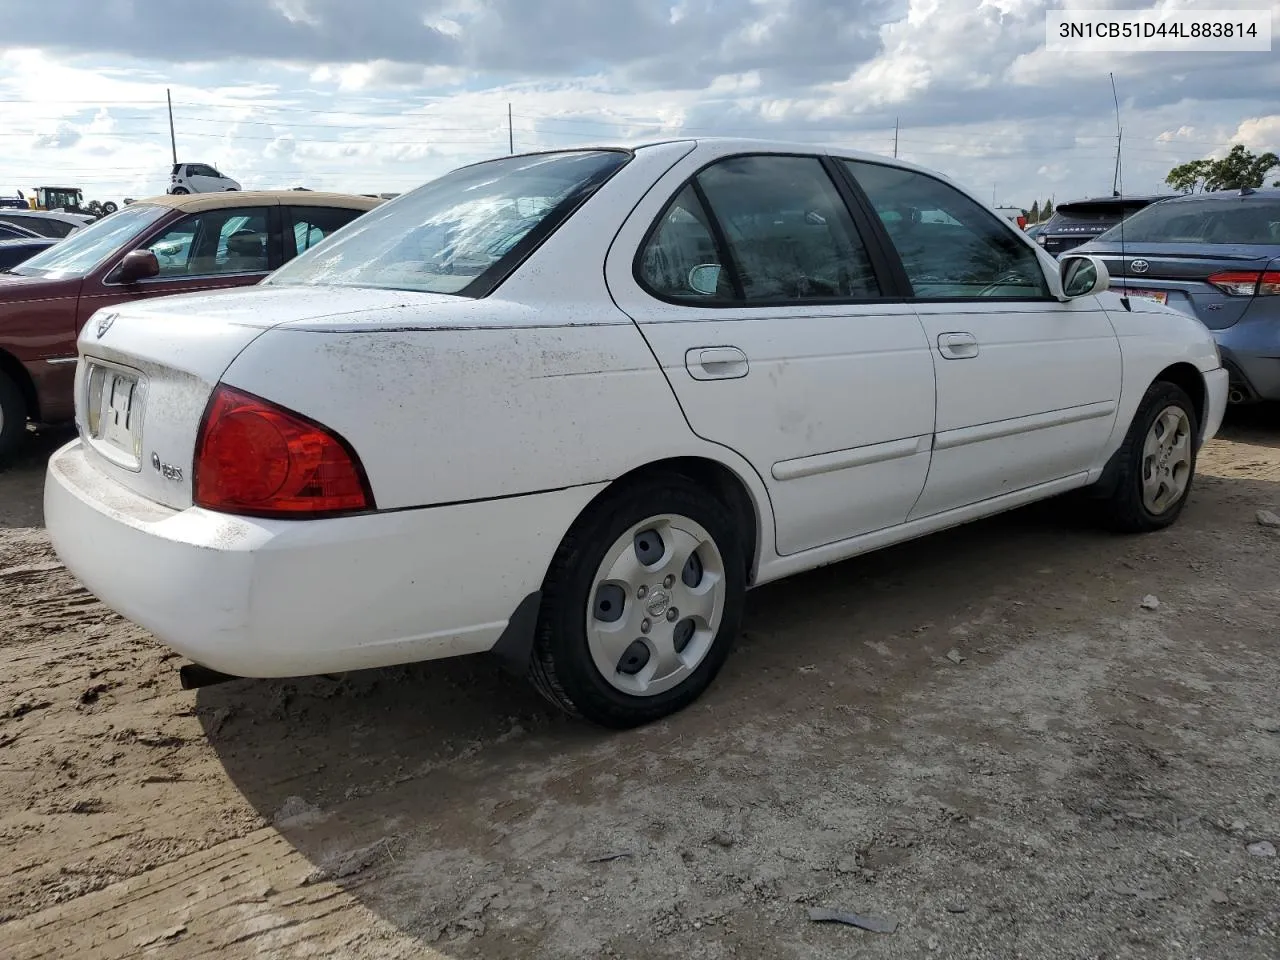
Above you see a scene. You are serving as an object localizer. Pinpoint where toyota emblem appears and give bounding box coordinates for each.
[95,312,117,338]
[1130,259,1149,274]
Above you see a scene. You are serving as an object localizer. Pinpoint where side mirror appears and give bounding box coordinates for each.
[1059,254,1109,299]
[116,249,160,284]
[687,263,723,296]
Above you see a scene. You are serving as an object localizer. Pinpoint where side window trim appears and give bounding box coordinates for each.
[823,156,914,298]
[632,151,900,309]
[689,178,745,301]
[836,157,1055,303]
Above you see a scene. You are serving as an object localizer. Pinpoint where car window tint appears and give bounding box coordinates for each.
[696,155,881,302]
[146,207,270,278]
[289,206,364,255]
[844,160,1049,299]
[638,185,732,301]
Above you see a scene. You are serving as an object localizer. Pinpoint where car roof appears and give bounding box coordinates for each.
[1156,188,1280,204]
[494,137,978,191]
[129,191,384,213]
[0,236,56,248]
[0,209,92,225]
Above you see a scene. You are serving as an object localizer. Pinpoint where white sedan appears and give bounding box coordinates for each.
[45,139,1228,728]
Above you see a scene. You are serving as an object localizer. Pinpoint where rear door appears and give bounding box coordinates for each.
[76,204,281,332]
[607,150,937,557]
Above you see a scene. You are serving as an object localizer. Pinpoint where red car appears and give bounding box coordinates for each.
[0,190,380,458]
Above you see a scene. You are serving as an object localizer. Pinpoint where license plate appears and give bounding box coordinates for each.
[85,362,144,465]
[1126,288,1167,305]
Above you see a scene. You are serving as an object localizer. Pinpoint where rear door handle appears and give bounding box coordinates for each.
[686,346,749,380]
[937,332,979,360]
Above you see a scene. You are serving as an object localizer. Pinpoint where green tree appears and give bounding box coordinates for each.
[1042,199,1055,220]
[1029,199,1040,223]
[1166,158,1211,193]
[1167,145,1279,193]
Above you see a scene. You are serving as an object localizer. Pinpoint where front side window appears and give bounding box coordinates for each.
[143,207,270,278]
[10,203,168,278]
[266,150,630,297]
[697,155,881,302]
[1096,198,1280,244]
[845,160,1049,299]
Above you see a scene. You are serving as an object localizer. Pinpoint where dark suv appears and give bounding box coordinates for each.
[1039,195,1169,256]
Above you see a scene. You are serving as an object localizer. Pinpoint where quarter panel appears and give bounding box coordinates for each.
[219,319,774,530]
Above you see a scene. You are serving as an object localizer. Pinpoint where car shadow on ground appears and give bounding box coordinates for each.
[191,480,1204,940]
[0,426,75,529]
[1217,401,1280,449]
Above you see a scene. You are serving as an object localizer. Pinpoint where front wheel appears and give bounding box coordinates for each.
[530,475,747,728]
[1094,380,1199,532]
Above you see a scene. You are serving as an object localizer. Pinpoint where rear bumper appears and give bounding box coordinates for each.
[1214,308,1280,401]
[45,438,601,677]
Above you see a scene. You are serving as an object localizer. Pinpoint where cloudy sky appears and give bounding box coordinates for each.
[1,0,1277,209]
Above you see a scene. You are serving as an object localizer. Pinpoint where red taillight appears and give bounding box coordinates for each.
[1208,270,1280,297]
[193,385,373,517]
[1017,215,1027,230]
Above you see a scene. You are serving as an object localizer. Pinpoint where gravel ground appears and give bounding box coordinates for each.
[1,413,1278,959]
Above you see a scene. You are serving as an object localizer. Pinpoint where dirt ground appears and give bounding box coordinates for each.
[1,413,1278,960]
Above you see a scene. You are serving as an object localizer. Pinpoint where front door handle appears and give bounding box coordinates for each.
[937,331,979,360]
[686,346,749,380]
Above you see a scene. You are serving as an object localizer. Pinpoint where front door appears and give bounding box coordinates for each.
[77,205,279,333]
[607,151,937,557]
[840,159,1122,518]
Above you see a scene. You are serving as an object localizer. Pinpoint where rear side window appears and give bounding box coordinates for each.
[638,154,882,304]
[1097,198,1280,244]
[845,160,1049,299]
[638,186,731,300]
[288,205,365,255]
[698,155,881,302]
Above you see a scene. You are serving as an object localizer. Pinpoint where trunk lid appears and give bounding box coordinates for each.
[74,285,439,510]
[1073,241,1278,329]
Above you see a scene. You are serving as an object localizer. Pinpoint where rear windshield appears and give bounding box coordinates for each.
[10,203,167,278]
[1096,198,1280,244]
[265,150,630,297]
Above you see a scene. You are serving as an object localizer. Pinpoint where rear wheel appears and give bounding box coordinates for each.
[170,187,189,195]
[101,201,118,214]
[529,475,746,728]
[1095,380,1199,532]
[0,372,27,460]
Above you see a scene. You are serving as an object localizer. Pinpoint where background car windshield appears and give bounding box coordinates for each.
[265,150,628,295]
[1097,198,1280,244]
[11,204,167,278]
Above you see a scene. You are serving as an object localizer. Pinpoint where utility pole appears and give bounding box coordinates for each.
[508,103,513,155]
[167,88,177,165]
[893,117,898,158]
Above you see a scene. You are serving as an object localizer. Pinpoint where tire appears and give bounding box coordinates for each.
[102,201,118,214]
[529,474,747,728]
[0,371,28,461]
[170,187,189,195]
[1094,380,1199,533]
